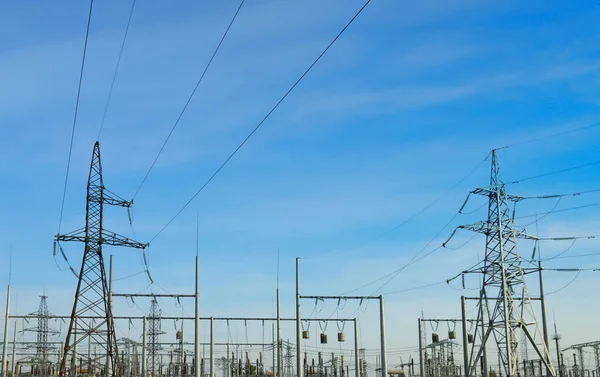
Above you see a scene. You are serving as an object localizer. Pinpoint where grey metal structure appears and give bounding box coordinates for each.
[454,150,554,377]
[21,296,60,377]
[55,141,147,377]
[148,299,164,377]
[563,341,600,377]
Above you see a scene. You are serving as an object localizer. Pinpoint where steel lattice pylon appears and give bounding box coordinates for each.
[458,150,554,377]
[148,298,163,377]
[55,141,147,377]
[22,296,60,377]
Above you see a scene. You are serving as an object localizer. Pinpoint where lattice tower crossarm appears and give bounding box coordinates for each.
[55,141,147,377]
[459,150,555,377]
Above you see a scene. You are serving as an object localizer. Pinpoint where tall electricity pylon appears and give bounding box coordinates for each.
[55,141,147,377]
[458,150,554,377]
[148,298,164,377]
[23,295,60,377]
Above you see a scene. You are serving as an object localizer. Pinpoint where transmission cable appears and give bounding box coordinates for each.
[507,159,600,185]
[57,0,94,235]
[341,199,465,296]
[304,152,490,260]
[496,122,600,151]
[97,0,137,140]
[148,0,372,243]
[132,0,246,200]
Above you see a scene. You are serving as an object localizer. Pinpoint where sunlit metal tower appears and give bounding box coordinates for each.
[55,141,147,377]
[457,150,554,377]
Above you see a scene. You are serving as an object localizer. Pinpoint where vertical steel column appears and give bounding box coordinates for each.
[271,325,275,377]
[210,317,214,377]
[195,257,200,377]
[88,321,92,377]
[73,317,78,377]
[277,289,281,377]
[11,321,17,377]
[227,343,231,377]
[354,319,359,377]
[379,296,387,377]
[1,284,10,377]
[143,317,147,377]
[480,303,488,377]
[418,319,424,377]
[461,297,469,377]
[538,261,552,377]
[296,258,302,377]
[107,255,114,377]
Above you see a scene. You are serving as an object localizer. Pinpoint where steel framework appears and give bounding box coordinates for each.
[457,150,554,377]
[148,299,164,377]
[55,141,147,377]
[563,341,600,377]
[22,295,60,377]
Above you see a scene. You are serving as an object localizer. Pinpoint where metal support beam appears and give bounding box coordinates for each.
[379,296,387,377]
[195,256,200,377]
[418,318,424,377]
[210,317,214,377]
[276,289,281,377]
[461,296,469,377]
[354,319,359,377]
[296,258,302,377]
[1,284,9,377]
[142,317,147,377]
[539,261,552,377]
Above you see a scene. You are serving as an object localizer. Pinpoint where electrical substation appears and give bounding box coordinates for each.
[2,143,598,377]
[2,3,599,377]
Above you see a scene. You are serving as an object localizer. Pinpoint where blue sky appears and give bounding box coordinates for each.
[2,0,600,370]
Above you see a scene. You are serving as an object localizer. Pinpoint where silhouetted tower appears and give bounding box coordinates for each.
[148,298,164,377]
[55,141,147,377]
[457,150,554,377]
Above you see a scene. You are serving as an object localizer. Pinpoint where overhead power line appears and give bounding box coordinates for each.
[132,0,246,200]
[98,0,137,140]
[57,0,94,235]
[507,159,600,185]
[148,0,373,243]
[519,187,600,200]
[305,152,490,260]
[496,122,600,151]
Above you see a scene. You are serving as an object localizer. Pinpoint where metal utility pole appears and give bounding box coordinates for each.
[296,258,302,377]
[195,256,200,377]
[379,297,387,377]
[418,319,424,377]
[455,150,555,377]
[539,261,551,377]
[461,297,469,377]
[11,323,17,377]
[277,288,281,377]
[210,317,214,377]
[552,322,562,377]
[143,317,147,377]
[55,141,148,377]
[1,284,10,377]
[354,320,360,377]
